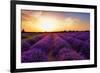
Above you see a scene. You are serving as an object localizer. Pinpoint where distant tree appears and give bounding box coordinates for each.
[22,29,25,32]
[64,30,66,32]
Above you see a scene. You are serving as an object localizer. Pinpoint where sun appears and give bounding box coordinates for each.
[41,21,55,32]
[39,17,58,32]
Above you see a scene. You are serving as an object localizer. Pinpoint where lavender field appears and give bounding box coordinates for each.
[21,31,90,63]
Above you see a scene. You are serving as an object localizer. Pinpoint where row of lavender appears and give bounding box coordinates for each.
[21,31,90,63]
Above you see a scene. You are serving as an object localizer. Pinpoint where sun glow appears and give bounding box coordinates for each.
[39,17,58,32]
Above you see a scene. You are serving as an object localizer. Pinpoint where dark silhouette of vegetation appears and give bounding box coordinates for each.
[22,29,25,33]
[22,30,89,33]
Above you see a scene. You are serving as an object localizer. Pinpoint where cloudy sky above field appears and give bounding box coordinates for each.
[21,10,90,32]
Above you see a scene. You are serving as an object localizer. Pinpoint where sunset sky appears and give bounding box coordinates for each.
[21,10,90,32]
